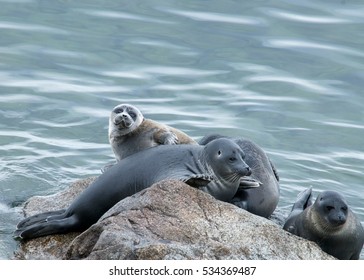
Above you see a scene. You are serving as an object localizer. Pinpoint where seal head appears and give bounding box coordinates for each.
[284,188,364,260]
[314,191,348,228]
[198,138,253,201]
[109,104,143,137]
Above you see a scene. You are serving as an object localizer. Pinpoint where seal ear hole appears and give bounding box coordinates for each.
[217,150,222,156]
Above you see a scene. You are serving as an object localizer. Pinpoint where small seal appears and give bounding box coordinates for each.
[199,134,279,218]
[108,103,196,161]
[283,188,364,259]
[14,138,259,240]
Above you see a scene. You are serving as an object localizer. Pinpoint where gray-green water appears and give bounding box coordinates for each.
[1,0,363,259]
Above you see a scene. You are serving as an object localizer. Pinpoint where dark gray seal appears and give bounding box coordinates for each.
[14,138,258,240]
[199,134,279,218]
[283,188,364,260]
[109,103,196,161]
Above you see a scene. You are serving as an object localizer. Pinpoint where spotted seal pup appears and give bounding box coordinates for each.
[109,103,196,161]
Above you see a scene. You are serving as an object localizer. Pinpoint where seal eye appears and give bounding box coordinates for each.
[341,206,348,212]
[129,112,136,118]
[326,206,335,211]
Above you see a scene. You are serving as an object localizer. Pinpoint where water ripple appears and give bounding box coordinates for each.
[0,44,91,59]
[77,9,173,24]
[102,66,227,79]
[265,8,352,24]
[244,74,340,95]
[0,21,68,34]
[321,121,364,130]
[0,72,129,93]
[153,82,237,91]
[265,39,364,58]
[163,9,264,25]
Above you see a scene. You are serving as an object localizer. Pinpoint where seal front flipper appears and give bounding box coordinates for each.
[184,174,214,187]
[239,177,262,189]
[14,215,79,240]
[16,209,66,229]
[154,130,179,145]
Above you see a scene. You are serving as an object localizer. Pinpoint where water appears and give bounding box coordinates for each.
[1,0,363,259]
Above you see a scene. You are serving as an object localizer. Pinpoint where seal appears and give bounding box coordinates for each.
[14,138,259,240]
[108,103,196,161]
[283,188,364,259]
[199,134,279,218]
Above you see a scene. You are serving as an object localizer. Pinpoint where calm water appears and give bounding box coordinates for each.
[1,0,364,259]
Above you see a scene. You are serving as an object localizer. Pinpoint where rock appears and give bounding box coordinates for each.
[13,178,335,260]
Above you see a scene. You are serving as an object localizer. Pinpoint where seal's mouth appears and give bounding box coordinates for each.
[113,115,133,128]
[239,177,262,189]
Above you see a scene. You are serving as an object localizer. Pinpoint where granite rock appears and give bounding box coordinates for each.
[13,178,334,260]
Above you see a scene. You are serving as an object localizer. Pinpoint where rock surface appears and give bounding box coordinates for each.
[13,178,334,260]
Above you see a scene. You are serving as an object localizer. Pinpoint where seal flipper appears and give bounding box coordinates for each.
[16,209,66,229]
[184,174,213,187]
[155,130,179,145]
[269,159,280,182]
[283,187,313,232]
[232,200,248,210]
[198,134,225,145]
[292,187,313,211]
[239,177,262,189]
[14,215,79,240]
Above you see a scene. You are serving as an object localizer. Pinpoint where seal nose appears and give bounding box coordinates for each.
[114,115,124,125]
[330,213,347,226]
[245,166,252,176]
[239,166,251,176]
[337,213,347,225]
